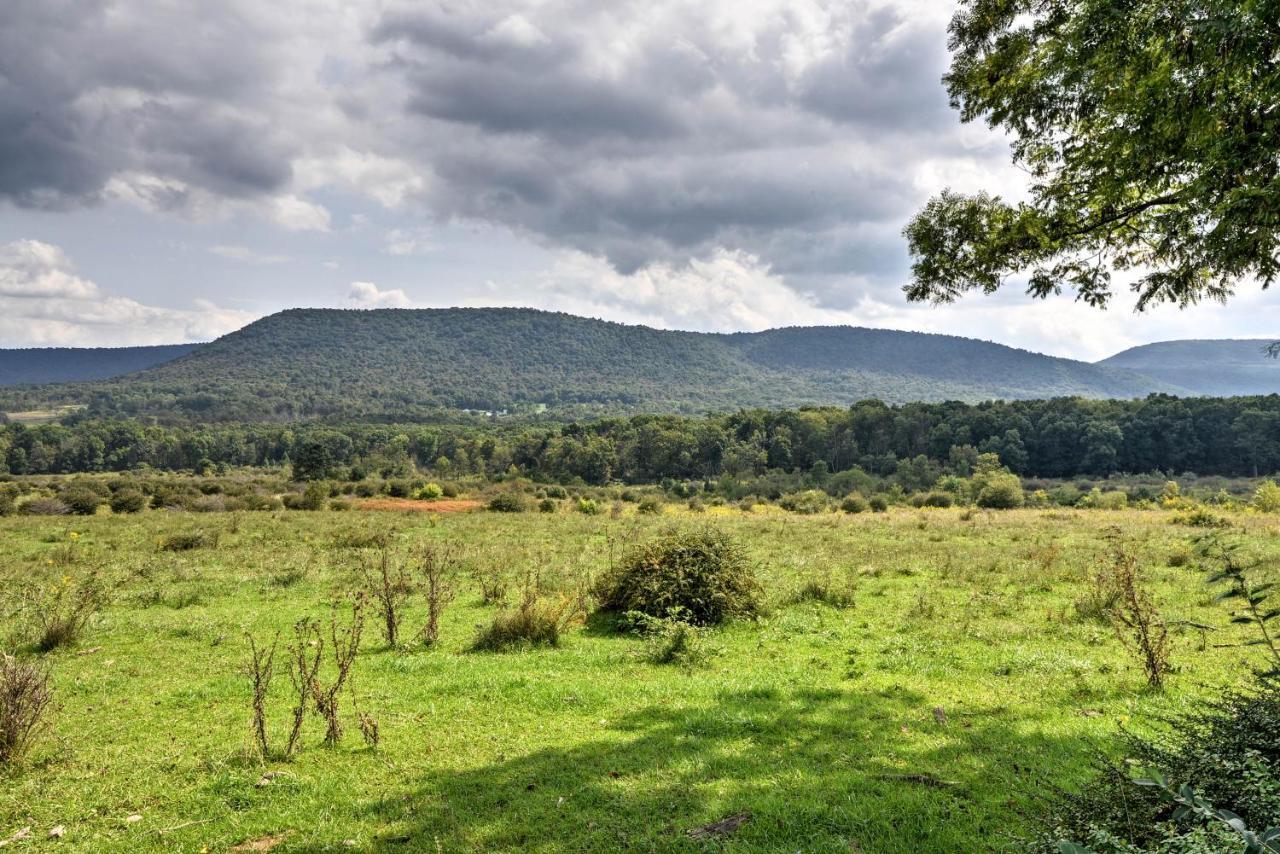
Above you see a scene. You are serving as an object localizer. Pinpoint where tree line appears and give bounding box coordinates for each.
[3,394,1279,482]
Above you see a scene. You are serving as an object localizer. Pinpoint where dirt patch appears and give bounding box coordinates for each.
[356,498,482,514]
[230,830,293,852]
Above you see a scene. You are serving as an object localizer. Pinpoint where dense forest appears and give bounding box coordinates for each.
[4,394,1280,482]
[0,308,1173,421]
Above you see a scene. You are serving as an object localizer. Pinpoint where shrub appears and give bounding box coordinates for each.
[30,571,106,652]
[840,493,869,514]
[576,498,601,515]
[1172,507,1230,528]
[975,473,1024,509]
[1253,480,1280,513]
[922,491,954,508]
[627,609,708,666]
[0,654,53,768]
[537,498,557,513]
[0,494,12,517]
[780,490,830,515]
[487,493,527,513]
[59,487,102,516]
[788,575,856,609]
[415,483,444,501]
[471,595,570,652]
[157,531,219,552]
[637,497,663,515]
[595,528,760,626]
[20,497,69,517]
[109,489,147,514]
[1033,680,1280,852]
[868,494,890,513]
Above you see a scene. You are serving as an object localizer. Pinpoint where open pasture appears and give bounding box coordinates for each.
[1,507,1274,852]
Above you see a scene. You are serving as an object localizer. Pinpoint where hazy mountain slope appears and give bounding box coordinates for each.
[0,308,1175,422]
[1098,339,1280,397]
[0,344,199,387]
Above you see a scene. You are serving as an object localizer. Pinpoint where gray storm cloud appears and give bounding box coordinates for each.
[0,0,1005,305]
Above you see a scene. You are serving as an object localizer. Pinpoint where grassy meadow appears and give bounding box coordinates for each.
[1,505,1275,852]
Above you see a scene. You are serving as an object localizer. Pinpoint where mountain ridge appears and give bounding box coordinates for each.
[0,307,1186,422]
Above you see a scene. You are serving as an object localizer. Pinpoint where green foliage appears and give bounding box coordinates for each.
[595,528,760,626]
[1254,481,1280,513]
[1035,680,1280,852]
[907,1,1280,310]
[780,490,830,515]
[636,497,663,515]
[868,494,890,512]
[575,498,600,516]
[109,488,147,514]
[59,487,103,516]
[487,493,527,513]
[157,531,219,552]
[415,482,444,501]
[1197,537,1280,678]
[471,596,569,652]
[626,609,708,667]
[1173,508,1230,529]
[840,493,869,514]
[974,470,1024,511]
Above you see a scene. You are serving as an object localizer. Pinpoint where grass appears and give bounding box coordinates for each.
[0,507,1274,851]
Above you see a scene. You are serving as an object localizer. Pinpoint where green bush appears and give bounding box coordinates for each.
[537,498,557,513]
[60,487,103,516]
[471,597,569,652]
[637,497,663,515]
[975,473,1024,509]
[415,482,444,501]
[922,491,954,508]
[840,493,869,514]
[780,490,829,515]
[868,494,890,513]
[109,489,147,514]
[595,528,760,626]
[627,609,708,666]
[487,493,527,513]
[157,531,219,552]
[1033,680,1280,851]
[576,498,601,515]
[1253,480,1280,513]
[0,494,14,517]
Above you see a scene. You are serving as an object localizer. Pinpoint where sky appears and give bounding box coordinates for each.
[1,0,1276,360]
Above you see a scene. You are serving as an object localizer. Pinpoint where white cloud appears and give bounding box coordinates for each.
[347,280,412,308]
[209,244,289,264]
[383,227,435,256]
[0,239,253,346]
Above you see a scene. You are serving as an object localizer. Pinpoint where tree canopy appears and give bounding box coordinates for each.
[905,0,1280,310]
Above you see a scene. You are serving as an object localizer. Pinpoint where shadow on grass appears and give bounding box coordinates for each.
[302,684,1091,852]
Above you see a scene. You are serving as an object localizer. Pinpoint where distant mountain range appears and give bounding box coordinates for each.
[1098,339,1280,397]
[0,309,1273,422]
[0,344,200,387]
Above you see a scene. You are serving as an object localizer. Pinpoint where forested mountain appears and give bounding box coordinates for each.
[0,308,1173,422]
[0,344,198,387]
[1098,340,1280,396]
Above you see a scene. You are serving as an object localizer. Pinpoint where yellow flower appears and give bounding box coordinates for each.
[69,532,80,540]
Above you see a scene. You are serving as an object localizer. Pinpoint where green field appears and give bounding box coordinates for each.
[1,507,1272,852]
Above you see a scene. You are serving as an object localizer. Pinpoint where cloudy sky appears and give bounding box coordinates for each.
[1,0,1275,359]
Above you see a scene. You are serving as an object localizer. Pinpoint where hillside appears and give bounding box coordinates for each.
[1098,339,1280,397]
[0,308,1176,422]
[0,344,199,387]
